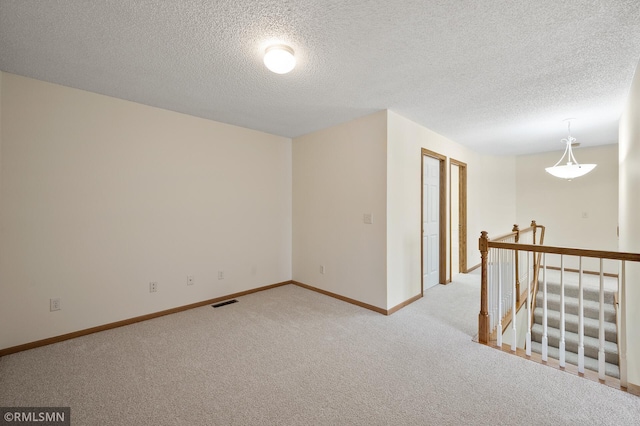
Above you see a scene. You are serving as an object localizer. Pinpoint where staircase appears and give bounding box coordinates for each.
[530,275,619,378]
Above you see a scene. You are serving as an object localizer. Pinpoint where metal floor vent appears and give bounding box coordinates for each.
[212,299,238,308]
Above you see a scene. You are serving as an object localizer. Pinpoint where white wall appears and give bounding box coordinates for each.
[619,62,640,388]
[0,73,292,350]
[386,111,516,308]
[292,111,388,309]
[515,145,619,271]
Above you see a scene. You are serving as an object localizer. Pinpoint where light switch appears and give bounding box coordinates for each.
[363,213,373,224]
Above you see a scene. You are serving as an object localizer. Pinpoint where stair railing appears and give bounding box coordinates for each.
[478,230,640,388]
[478,221,542,346]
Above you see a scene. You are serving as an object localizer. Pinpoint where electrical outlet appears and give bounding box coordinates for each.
[363,213,373,224]
[187,275,194,286]
[320,265,325,274]
[218,271,225,280]
[149,282,158,293]
[50,298,61,312]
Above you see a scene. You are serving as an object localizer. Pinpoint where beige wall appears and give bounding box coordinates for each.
[292,111,388,309]
[619,62,640,388]
[0,72,3,248]
[386,111,517,308]
[0,73,293,350]
[515,144,619,271]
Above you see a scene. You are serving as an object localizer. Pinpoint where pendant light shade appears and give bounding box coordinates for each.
[545,163,596,179]
[545,120,596,180]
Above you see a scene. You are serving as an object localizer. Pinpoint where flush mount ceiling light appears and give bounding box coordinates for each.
[545,119,596,180]
[263,44,296,74]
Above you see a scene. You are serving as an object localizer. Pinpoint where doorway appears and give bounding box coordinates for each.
[450,159,468,276]
[421,149,446,294]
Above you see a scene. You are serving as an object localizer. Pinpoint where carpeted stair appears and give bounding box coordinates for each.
[530,280,619,378]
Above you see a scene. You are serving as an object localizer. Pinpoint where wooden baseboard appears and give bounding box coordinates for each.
[387,293,422,315]
[627,382,640,396]
[465,263,481,273]
[291,281,387,315]
[292,281,421,316]
[0,281,291,357]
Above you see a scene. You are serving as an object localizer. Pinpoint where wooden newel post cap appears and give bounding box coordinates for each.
[512,224,519,232]
[479,231,489,252]
[531,220,537,227]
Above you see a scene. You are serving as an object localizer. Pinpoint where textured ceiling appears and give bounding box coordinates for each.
[1,1,640,155]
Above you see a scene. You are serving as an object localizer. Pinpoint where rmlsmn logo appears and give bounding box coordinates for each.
[1,407,70,426]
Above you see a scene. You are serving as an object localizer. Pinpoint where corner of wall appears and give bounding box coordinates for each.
[292,110,388,310]
[0,70,4,300]
[0,74,293,350]
[618,59,640,388]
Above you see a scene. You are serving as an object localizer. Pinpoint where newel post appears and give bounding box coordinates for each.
[531,220,538,274]
[479,231,490,344]
[531,220,537,245]
[513,224,520,303]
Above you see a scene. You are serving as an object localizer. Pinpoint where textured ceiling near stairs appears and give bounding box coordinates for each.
[1,1,640,155]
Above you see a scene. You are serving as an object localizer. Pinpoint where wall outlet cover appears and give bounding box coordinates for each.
[50,298,61,311]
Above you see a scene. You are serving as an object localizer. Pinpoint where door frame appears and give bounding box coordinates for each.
[449,159,468,276]
[421,148,447,295]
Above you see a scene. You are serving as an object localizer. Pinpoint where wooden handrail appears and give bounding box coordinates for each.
[491,230,518,242]
[487,242,640,262]
[518,225,535,234]
[529,221,544,338]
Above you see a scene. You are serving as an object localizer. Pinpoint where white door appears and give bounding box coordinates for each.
[423,156,440,290]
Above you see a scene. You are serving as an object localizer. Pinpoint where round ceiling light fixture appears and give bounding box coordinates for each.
[263,44,296,74]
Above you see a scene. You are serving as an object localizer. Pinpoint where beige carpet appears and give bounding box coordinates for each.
[1,273,638,425]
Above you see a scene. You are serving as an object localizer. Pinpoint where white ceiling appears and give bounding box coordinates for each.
[1,1,639,155]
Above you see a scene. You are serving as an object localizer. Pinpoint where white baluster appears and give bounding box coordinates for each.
[620,261,628,387]
[512,250,517,352]
[487,249,491,331]
[489,249,497,330]
[578,257,585,374]
[526,250,531,356]
[559,255,566,368]
[507,248,511,312]
[497,249,502,347]
[598,259,605,380]
[496,249,499,332]
[502,249,507,321]
[542,254,548,361]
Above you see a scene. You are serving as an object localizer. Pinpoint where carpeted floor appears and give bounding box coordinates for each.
[0,273,638,425]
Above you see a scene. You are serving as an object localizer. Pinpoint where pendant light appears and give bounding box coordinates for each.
[545,120,596,180]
